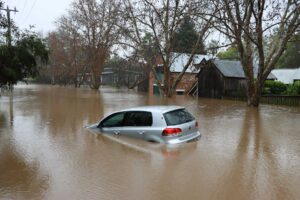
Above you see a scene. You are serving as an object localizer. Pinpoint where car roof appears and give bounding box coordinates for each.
[119,105,184,113]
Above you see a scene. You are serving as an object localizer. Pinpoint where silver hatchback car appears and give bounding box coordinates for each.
[88,105,201,144]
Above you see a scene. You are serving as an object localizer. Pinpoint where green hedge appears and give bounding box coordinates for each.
[285,81,300,95]
[262,80,300,96]
[263,80,287,95]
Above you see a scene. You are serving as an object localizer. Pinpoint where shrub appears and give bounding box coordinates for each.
[286,81,300,95]
[263,80,287,95]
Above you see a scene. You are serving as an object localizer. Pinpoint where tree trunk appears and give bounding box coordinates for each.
[90,73,101,90]
[246,81,262,107]
[163,63,171,97]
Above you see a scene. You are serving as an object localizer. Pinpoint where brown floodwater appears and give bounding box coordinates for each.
[0,84,300,200]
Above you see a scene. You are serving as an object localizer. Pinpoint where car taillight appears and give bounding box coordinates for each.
[162,128,182,136]
[196,121,199,128]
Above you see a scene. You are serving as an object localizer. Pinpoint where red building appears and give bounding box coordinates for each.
[149,52,211,95]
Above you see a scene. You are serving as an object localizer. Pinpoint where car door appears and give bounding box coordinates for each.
[98,112,125,135]
[122,111,153,139]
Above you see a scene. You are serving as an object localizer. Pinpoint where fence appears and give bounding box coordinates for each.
[223,95,300,106]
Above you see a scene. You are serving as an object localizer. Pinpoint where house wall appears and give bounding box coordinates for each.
[171,73,197,94]
[223,78,247,96]
[149,71,197,95]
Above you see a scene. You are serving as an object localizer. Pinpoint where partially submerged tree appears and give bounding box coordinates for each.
[121,0,215,97]
[213,0,300,106]
[0,1,48,88]
[0,32,48,87]
[53,0,122,89]
[45,16,87,87]
[44,0,122,89]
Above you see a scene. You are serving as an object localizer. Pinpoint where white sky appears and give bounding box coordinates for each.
[4,0,73,34]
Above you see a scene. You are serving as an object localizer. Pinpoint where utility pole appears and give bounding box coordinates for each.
[0,6,18,46]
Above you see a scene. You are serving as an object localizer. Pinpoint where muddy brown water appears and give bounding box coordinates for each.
[0,84,300,200]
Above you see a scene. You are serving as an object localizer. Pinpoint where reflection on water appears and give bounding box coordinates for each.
[0,84,300,200]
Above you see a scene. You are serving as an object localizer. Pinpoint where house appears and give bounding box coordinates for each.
[100,68,116,85]
[271,68,300,84]
[149,52,212,95]
[195,59,276,98]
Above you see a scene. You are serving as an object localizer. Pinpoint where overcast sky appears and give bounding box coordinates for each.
[5,0,73,34]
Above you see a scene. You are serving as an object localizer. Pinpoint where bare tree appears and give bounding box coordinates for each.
[46,32,69,85]
[212,0,300,106]
[121,0,215,97]
[70,0,122,89]
[53,16,87,87]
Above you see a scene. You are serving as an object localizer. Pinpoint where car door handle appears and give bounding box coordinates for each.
[138,131,145,135]
[114,131,120,135]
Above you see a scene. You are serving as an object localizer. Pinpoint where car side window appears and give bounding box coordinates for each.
[100,112,125,127]
[123,111,153,126]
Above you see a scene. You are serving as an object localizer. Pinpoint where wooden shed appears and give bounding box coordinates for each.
[196,59,276,98]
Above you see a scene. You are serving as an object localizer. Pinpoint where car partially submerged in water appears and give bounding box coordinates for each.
[87,105,201,144]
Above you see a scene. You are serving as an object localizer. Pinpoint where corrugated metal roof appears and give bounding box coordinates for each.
[170,52,212,73]
[213,60,245,78]
[212,59,276,79]
[271,68,300,84]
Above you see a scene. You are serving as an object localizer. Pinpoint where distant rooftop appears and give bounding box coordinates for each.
[271,68,300,84]
[170,52,212,73]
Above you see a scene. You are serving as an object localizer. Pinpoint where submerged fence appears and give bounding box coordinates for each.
[223,95,300,106]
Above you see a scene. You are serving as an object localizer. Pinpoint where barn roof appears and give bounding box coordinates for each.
[213,60,245,78]
[212,59,276,79]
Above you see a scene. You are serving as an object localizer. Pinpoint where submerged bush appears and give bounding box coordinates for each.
[285,81,300,95]
[263,80,287,95]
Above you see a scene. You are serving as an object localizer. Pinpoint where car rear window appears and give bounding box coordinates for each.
[163,109,195,126]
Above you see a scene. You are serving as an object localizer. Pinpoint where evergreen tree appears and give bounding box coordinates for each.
[0,32,48,87]
[0,3,48,87]
[172,16,206,54]
[276,33,300,68]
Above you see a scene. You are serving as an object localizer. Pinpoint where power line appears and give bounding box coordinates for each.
[22,0,37,25]
[17,0,28,21]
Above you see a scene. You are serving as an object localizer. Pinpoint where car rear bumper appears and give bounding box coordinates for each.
[164,131,201,145]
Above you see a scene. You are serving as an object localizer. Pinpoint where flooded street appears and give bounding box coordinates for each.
[0,84,300,200]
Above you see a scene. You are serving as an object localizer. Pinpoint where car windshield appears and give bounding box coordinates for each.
[163,109,195,126]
